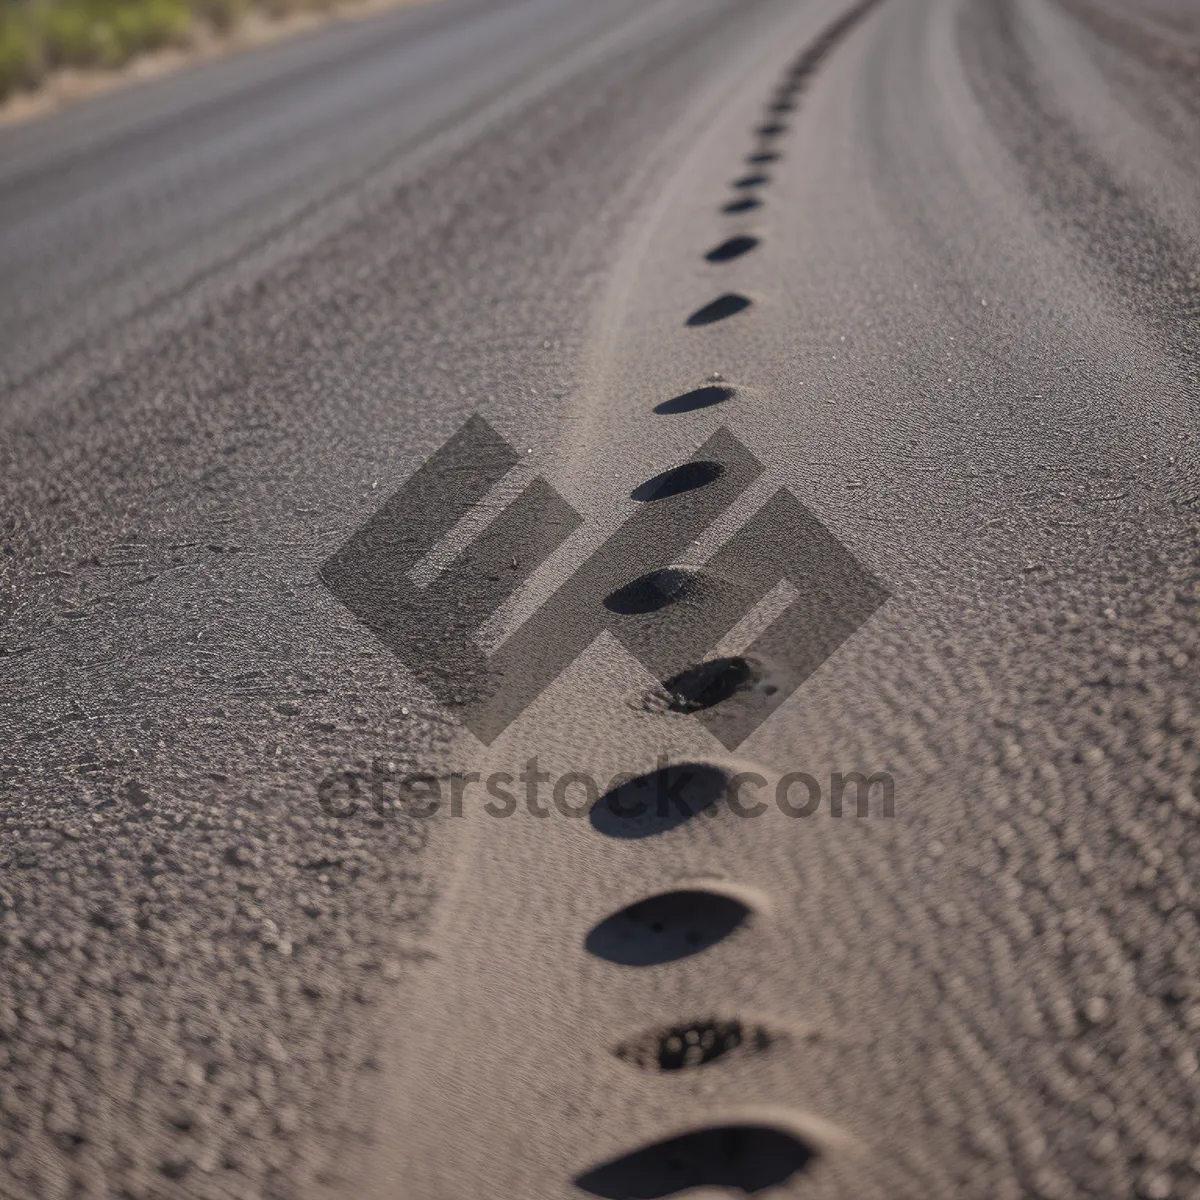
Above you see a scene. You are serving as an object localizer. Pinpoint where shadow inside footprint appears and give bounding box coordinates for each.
[614,1019,773,1072]
[746,150,779,164]
[631,460,724,501]
[654,385,734,414]
[686,294,751,326]
[662,656,757,711]
[757,121,788,137]
[589,763,727,839]
[584,887,751,966]
[705,236,758,263]
[733,174,768,189]
[648,653,811,753]
[604,568,699,615]
[722,196,761,214]
[575,1124,815,1198]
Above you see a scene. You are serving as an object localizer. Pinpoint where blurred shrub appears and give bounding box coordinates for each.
[0,0,320,103]
[109,0,189,56]
[192,0,245,35]
[0,8,44,96]
[41,5,118,66]
[39,0,189,68]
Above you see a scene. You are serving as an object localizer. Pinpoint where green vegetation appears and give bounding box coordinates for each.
[0,0,192,99]
[0,0,341,102]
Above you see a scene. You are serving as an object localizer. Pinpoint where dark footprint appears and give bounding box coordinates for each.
[584,887,751,965]
[654,386,733,414]
[733,174,768,189]
[614,1019,773,1071]
[686,294,751,326]
[661,655,757,712]
[588,762,728,839]
[705,235,758,263]
[757,122,788,137]
[631,460,724,501]
[722,196,761,215]
[575,1125,816,1198]
[640,654,801,752]
[604,567,700,615]
[746,151,779,165]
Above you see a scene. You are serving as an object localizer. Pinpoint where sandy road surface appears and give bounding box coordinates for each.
[2,0,1200,1196]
